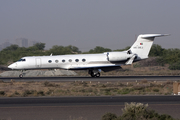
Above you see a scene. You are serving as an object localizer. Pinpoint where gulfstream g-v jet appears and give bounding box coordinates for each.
[8,34,169,78]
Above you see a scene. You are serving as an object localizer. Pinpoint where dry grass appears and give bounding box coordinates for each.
[0,80,174,97]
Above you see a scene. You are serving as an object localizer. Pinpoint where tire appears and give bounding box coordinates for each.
[19,74,23,78]
[91,72,95,77]
[95,73,100,77]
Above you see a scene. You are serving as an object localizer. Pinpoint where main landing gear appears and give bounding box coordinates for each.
[88,69,101,77]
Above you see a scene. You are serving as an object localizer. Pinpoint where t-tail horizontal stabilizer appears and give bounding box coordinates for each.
[125,55,136,65]
[141,34,170,39]
[130,34,169,59]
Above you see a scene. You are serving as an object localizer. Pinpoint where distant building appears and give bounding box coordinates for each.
[16,38,28,47]
[0,38,39,51]
[0,42,11,51]
[28,40,38,47]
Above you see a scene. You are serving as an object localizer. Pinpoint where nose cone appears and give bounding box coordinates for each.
[8,63,17,69]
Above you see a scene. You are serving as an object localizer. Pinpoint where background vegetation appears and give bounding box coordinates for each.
[101,102,179,120]
[0,43,180,70]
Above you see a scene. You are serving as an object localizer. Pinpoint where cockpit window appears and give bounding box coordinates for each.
[17,59,26,62]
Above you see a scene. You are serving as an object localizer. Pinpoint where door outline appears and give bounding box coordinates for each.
[36,58,41,68]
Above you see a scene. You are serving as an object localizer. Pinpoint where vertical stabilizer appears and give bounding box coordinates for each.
[130,34,169,59]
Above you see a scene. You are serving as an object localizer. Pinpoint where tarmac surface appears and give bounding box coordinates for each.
[0,75,180,82]
[0,96,180,120]
[1,76,180,120]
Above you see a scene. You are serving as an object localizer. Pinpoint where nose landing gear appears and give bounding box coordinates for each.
[19,70,24,78]
[19,74,23,78]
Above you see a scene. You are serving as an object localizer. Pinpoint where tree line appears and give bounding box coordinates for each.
[149,44,180,70]
[0,43,180,70]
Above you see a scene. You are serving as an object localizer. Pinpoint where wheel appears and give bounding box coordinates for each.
[95,73,100,77]
[19,74,23,78]
[91,72,95,77]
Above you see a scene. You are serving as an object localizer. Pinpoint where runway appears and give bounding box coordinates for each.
[1,75,180,82]
[1,96,180,120]
[1,76,180,119]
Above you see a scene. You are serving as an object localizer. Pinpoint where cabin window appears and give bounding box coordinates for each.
[69,59,72,62]
[75,59,79,62]
[48,60,52,63]
[55,60,59,63]
[62,59,65,63]
[82,59,86,62]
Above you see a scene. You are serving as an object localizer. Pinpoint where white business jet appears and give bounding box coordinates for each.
[8,34,169,78]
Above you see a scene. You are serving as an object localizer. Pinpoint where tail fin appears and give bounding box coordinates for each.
[130,34,169,59]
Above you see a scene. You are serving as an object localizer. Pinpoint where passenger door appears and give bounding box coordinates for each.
[36,58,41,68]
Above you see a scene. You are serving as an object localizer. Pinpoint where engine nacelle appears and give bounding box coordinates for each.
[107,52,134,62]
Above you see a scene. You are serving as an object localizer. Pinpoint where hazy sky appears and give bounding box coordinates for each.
[0,0,179,51]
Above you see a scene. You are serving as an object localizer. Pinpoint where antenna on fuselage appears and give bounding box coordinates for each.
[50,53,53,56]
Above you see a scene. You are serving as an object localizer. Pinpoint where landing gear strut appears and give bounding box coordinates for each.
[19,70,24,78]
[88,70,101,77]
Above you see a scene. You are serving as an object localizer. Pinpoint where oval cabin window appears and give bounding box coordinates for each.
[82,59,86,62]
[48,60,52,63]
[75,59,79,62]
